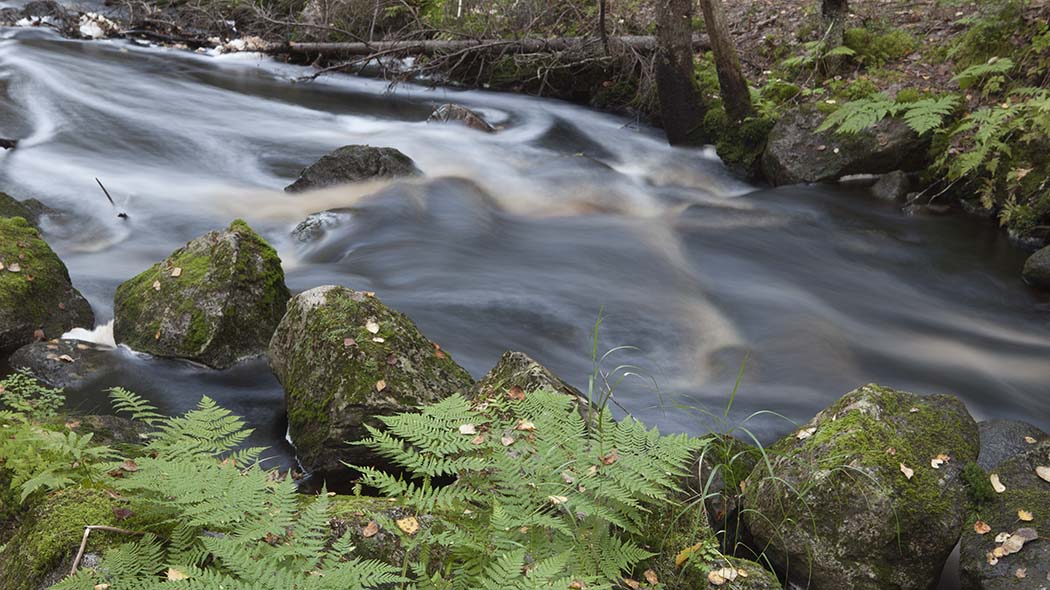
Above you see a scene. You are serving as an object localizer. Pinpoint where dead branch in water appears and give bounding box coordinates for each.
[0,138,16,150]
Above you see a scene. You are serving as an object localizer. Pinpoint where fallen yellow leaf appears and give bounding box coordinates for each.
[674,543,701,568]
[362,521,379,538]
[1018,509,1033,522]
[375,380,387,392]
[974,521,991,534]
[395,516,419,535]
[171,267,182,277]
[1024,436,1037,444]
[796,427,816,440]
[365,320,380,334]
[1036,466,1050,482]
[623,579,640,590]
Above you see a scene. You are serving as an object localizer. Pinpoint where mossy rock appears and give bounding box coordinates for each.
[268,285,474,473]
[471,350,586,403]
[633,499,778,590]
[742,384,979,590]
[1022,246,1050,290]
[0,192,51,226]
[0,217,94,351]
[0,489,125,590]
[113,220,290,369]
[960,439,1050,590]
[324,494,441,567]
[284,145,420,193]
[760,106,930,185]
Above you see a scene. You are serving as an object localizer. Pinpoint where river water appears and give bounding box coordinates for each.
[1,27,1048,470]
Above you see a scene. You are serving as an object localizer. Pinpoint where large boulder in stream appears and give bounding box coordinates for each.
[268,285,474,473]
[0,217,94,351]
[960,438,1050,590]
[113,220,290,369]
[284,145,420,192]
[761,107,930,185]
[742,384,979,590]
[1022,245,1050,289]
[471,350,585,401]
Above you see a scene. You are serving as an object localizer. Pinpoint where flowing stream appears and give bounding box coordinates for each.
[1,26,1049,472]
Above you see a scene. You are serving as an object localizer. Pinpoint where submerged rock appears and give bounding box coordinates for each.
[1021,246,1050,289]
[743,383,979,590]
[291,208,352,243]
[268,286,474,473]
[761,107,929,185]
[113,219,290,369]
[9,338,116,388]
[427,104,496,133]
[960,439,1049,590]
[0,217,94,351]
[871,170,912,201]
[284,145,420,192]
[977,419,1048,471]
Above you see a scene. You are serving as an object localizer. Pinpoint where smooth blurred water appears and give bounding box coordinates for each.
[0,28,1048,472]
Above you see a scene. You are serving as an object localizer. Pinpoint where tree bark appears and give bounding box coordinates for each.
[654,0,707,145]
[698,0,753,122]
[821,0,848,48]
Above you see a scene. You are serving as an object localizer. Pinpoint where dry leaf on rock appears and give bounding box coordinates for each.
[548,495,568,505]
[361,521,379,538]
[600,449,619,465]
[796,427,816,440]
[643,569,659,585]
[470,434,486,445]
[675,543,701,568]
[623,579,640,590]
[375,380,387,392]
[171,267,182,277]
[707,567,738,586]
[152,280,160,291]
[1015,568,1027,579]
[900,463,915,479]
[7,263,20,273]
[57,354,74,363]
[458,423,477,435]
[1018,510,1034,522]
[500,434,515,446]
[372,337,385,343]
[974,521,991,534]
[1036,466,1050,482]
[365,320,380,334]
[995,532,1011,543]
[1025,436,1037,444]
[991,473,1006,493]
[507,385,525,401]
[516,420,536,432]
[395,516,419,535]
[166,568,189,581]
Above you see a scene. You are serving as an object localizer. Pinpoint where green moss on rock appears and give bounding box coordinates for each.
[742,384,978,590]
[268,285,474,473]
[113,220,290,369]
[0,217,94,351]
[0,489,123,590]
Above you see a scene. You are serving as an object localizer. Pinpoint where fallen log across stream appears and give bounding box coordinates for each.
[264,35,709,59]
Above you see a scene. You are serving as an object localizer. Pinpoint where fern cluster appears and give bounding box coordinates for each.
[355,390,701,590]
[51,390,401,590]
[816,93,960,135]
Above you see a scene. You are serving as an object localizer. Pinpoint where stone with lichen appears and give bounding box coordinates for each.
[113,219,290,369]
[742,383,979,590]
[268,285,474,473]
[0,217,94,351]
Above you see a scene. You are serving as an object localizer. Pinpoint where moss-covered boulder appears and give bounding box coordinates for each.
[742,384,979,590]
[761,107,930,185]
[284,145,420,193]
[472,350,585,400]
[10,338,116,388]
[960,439,1050,590]
[268,285,474,472]
[1022,245,1050,290]
[113,220,290,369]
[325,494,438,566]
[0,489,126,590]
[978,419,1048,471]
[0,217,94,351]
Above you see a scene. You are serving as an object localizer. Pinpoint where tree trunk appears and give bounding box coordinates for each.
[822,0,848,49]
[654,0,706,145]
[271,35,708,58]
[698,0,753,122]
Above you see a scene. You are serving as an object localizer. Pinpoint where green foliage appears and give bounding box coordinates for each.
[948,0,1026,66]
[0,371,118,507]
[843,26,919,67]
[961,461,996,505]
[356,391,702,589]
[781,40,855,75]
[1,368,63,419]
[817,93,960,135]
[52,390,402,590]
[951,57,1015,94]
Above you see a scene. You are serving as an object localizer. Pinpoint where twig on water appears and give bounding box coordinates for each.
[95,177,129,219]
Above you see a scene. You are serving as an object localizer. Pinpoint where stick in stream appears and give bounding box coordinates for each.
[0,138,16,150]
[95,177,129,219]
